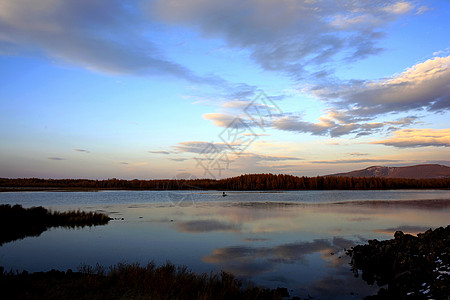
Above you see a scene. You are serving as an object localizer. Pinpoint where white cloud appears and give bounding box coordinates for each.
[73,149,90,153]
[203,113,238,128]
[346,152,369,156]
[273,115,332,136]
[433,48,450,56]
[415,5,431,15]
[373,128,450,148]
[239,153,302,162]
[272,113,418,138]
[221,101,251,110]
[174,141,230,154]
[382,1,414,14]
[149,0,417,78]
[169,158,188,162]
[48,157,65,161]
[243,133,270,137]
[312,56,450,116]
[0,0,218,83]
[148,150,171,155]
[203,99,282,129]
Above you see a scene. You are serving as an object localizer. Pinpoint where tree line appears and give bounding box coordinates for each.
[1,173,449,190]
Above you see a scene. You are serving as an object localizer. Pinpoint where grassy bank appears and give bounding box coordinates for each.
[0,262,294,300]
[0,204,110,245]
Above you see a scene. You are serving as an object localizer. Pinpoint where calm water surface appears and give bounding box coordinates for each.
[1,190,449,299]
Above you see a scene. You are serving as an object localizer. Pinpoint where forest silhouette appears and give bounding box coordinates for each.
[1,174,449,191]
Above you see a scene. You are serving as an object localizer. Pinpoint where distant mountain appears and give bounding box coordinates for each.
[327,164,450,179]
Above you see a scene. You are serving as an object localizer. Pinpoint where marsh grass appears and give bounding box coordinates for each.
[0,204,110,245]
[0,262,289,300]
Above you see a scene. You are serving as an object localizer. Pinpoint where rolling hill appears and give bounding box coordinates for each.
[327,164,450,179]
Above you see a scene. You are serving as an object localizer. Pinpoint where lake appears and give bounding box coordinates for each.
[1,190,450,299]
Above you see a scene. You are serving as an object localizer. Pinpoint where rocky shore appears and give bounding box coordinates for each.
[347,225,450,299]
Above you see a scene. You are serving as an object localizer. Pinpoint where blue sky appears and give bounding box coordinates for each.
[0,0,449,179]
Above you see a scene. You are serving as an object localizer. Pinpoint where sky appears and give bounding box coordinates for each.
[0,0,449,180]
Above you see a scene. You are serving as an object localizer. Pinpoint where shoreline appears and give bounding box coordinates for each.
[0,262,293,300]
[1,226,449,299]
[0,204,110,246]
[1,195,449,299]
[1,187,450,193]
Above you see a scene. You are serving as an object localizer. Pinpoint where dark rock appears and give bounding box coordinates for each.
[275,287,289,297]
[394,231,404,240]
[348,225,450,299]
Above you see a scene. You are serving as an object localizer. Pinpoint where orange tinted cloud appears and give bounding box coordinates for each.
[373,128,450,148]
